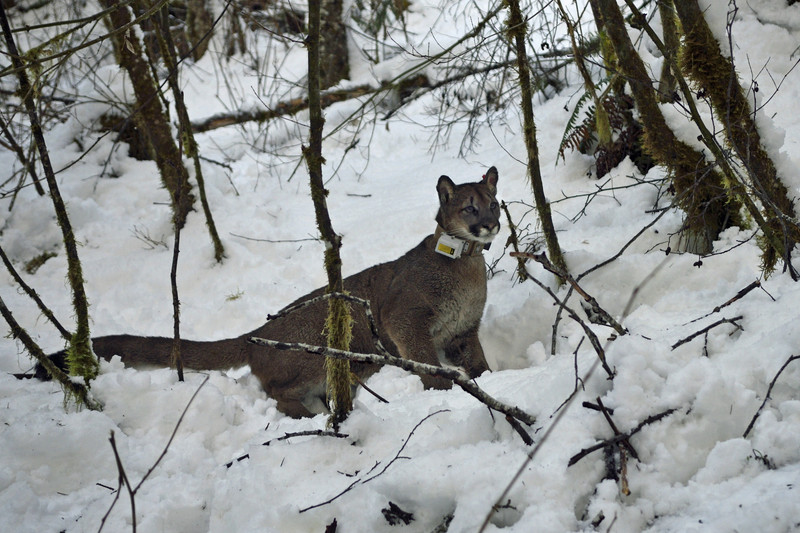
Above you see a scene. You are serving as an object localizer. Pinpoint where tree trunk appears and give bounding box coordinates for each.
[674,0,799,274]
[319,0,349,88]
[656,0,679,102]
[152,2,226,262]
[100,0,194,229]
[186,0,213,60]
[306,0,353,429]
[505,0,568,279]
[595,0,742,254]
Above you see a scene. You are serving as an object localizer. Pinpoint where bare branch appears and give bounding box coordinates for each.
[743,354,800,438]
[299,410,448,513]
[671,316,743,351]
[247,337,536,426]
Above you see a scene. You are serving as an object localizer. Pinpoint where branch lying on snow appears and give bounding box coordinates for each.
[225,430,349,468]
[247,337,536,427]
[670,315,743,351]
[190,85,374,133]
[567,407,676,467]
[743,354,800,438]
[683,279,768,325]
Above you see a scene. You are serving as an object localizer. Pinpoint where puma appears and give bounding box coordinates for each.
[40,167,501,418]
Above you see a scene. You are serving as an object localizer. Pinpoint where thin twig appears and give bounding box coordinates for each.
[98,376,209,533]
[567,408,676,467]
[225,430,350,468]
[743,355,800,438]
[684,280,761,325]
[671,316,743,351]
[299,410,448,512]
[512,251,626,335]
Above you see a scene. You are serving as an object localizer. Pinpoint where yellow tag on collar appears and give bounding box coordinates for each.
[435,233,464,258]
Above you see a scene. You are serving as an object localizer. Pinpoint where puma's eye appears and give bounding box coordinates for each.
[490,202,498,211]
[463,205,477,215]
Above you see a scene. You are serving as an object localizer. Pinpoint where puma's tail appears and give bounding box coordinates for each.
[34,334,250,380]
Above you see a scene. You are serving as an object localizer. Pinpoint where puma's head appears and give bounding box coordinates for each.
[435,166,500,244]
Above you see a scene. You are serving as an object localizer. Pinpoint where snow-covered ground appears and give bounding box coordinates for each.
[2,1,800,531]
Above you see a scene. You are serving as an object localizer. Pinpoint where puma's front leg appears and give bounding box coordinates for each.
[383,310,453,390]
[445,326,490,378]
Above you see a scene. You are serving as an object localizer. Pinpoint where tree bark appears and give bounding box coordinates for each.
[0,4,98,391]
[595,0,741,254]
[153,2,225,262]
[674,0,799,274]
[100,0,194,228]
[505,0,568,280]
[319,0,349,88]
[656,0,679,102]
[186,0,213,60]
[306,0,353,429]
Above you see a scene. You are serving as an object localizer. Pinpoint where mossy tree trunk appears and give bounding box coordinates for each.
[656,0,679,102]
[674,0,799,275]
[151,1,226,263]
[306,0,353,429]
[595,0,743,254]
[101,0,194,229]
[0,5,99,396]
[505,0,568,280]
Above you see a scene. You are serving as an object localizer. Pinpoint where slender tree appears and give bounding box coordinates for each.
[595,0,743,254]
[0,4,99,392]
[319,0,350,88]
[505,0,567,279]
[151,1,226,262]
[305,0,353,429]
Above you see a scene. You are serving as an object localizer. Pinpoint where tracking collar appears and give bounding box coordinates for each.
[433,225,488,259]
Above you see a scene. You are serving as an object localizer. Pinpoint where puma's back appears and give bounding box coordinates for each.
[42,167,501,418]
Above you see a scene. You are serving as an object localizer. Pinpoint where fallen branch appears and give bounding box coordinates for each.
[225,430,349,468]
[267,292,391,357]
[516,269,614,378]
[595,397,638,461]
[684,280,764,325]
[247,337,536,426]
[568,408,676,467]
[671,315,743,351]
[190,85,374,133]
[743,354,800,438]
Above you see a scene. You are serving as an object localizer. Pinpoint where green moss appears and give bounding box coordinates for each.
[324,296,353,428]
[24,251,56,274]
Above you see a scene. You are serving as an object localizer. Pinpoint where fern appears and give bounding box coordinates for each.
[558,89,596,162]
[558,79,634,164]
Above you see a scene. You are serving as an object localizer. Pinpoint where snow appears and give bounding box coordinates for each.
[2,0,800,532]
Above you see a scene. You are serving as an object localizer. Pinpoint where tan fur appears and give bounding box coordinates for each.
[63,168,501,417]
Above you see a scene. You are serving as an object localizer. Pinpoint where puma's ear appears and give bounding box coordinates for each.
[437,175,456,204]
[482,166,498,194]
